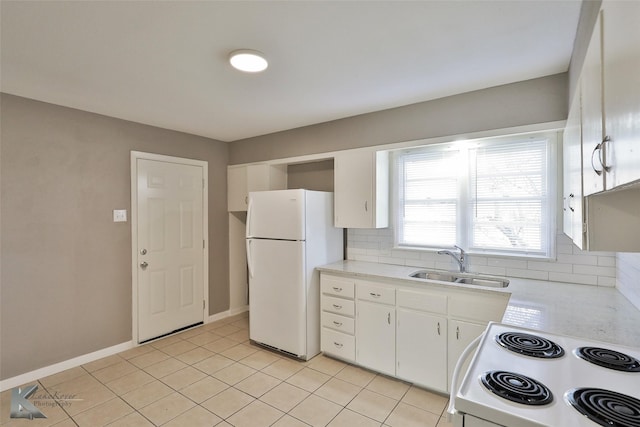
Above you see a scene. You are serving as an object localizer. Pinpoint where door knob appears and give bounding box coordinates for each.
[140,261,148,269]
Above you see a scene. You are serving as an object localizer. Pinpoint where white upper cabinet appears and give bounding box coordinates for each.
[334,149,389,228]
[602,0,640,189]
[227,164,287,212]
[562,88,585,249]
[580,11,606,196]
[562,3,640,251]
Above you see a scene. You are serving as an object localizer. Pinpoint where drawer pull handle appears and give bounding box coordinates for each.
[332,304,342,310]
[370,292,381,298]
[456,326,460,340]
[437,322,441,335]
[334,342,343,348]
[333,321,343,327]
[332,286,343,292]
[387,312,391,325]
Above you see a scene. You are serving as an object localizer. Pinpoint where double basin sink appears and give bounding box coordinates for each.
[409,270,509,288]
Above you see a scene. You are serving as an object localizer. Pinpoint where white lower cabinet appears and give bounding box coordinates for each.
[397,308,448,392]
[320,272,509,393]
[320,275,356,362]
[356,282,396,376]
[447,319,486,390]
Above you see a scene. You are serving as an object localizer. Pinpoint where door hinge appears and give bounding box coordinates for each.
[202,178,205,189]
[203,239,206,249]
[203,300,205,310]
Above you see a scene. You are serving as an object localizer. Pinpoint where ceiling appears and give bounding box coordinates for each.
[0,1,582,142]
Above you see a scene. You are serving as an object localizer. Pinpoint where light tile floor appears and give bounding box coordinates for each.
[0,312,454,427]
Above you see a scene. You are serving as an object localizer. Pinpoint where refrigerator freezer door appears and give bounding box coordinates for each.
[248,238,307,357]
[247,189,306,240]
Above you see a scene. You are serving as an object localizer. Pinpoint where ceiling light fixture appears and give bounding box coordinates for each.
[229,49,268,73]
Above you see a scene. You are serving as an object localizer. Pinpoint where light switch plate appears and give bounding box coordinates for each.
[113,209,127,222]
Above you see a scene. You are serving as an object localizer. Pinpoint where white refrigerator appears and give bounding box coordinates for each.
[246,189,343,360]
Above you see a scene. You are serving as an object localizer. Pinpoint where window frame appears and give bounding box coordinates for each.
[392,132,557,259]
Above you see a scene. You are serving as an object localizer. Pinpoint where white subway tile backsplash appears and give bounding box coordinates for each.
[487,258,528,269]
[573,265,616,277]
[556,253,599,266]
[617,253,640,310]
[347,228,619,287]
[549,272,598,286]
[527,260,573,273]
[505,268,549,281]
[597,256,616,267]
[471,265,508,276]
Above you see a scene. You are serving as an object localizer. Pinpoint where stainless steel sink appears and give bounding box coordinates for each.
[453,277,509,288]
[409,271,457,282]
[409,270,509,288]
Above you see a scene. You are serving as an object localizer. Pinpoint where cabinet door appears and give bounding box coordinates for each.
[227,164,287,212]
[602,0,640,189]
[356,300,395,376]
[581,11,606,196]
[334,150,388,228]
[562,90,585,249]
[448,320,486,392]
[228,166,249,212]
[335,150,374,228]
[396,308,447,392]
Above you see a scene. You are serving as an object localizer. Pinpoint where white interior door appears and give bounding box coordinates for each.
[135,156,206,342]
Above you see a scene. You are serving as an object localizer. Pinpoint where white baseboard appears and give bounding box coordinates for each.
[229,305,250,317]
[207,305,249,323]
[2,307,252,392]
[0,341,134,392]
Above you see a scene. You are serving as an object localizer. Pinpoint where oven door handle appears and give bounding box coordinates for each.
[447,333,484,420]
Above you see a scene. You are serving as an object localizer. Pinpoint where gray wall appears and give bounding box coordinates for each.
[229,73,568,164]
[0,94,229,380]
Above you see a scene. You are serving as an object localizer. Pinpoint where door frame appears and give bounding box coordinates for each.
[130,151,209,345]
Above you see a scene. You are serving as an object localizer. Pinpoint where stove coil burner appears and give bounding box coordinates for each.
[495,332,565,359]
[481,370,554,406]
[567,388,640,427]
[575,347,640,372]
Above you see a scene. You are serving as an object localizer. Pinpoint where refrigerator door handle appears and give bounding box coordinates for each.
[246,239,254,279]
[246,196,253,238]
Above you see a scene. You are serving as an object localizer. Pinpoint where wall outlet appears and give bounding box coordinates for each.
[113,209,127,222]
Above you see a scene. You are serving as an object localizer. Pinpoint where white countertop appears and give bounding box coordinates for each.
[318,260,640,348]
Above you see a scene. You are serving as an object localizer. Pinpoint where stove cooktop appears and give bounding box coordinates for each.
[455,323,640,427]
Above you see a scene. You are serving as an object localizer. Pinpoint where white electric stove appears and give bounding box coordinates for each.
[452,322,640,427]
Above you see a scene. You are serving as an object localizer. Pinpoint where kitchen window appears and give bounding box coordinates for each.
[394,133,555,258]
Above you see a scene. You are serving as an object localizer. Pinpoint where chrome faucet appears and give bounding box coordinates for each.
[437,245,466,273]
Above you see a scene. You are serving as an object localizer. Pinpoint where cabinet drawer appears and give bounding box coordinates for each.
[449,292,508,322]
[322,312,355,334]
[322,296,355,317]
[322,328,355,361]
[357,282,395,305]
[321,275,355,299]
[397,289,447,315]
